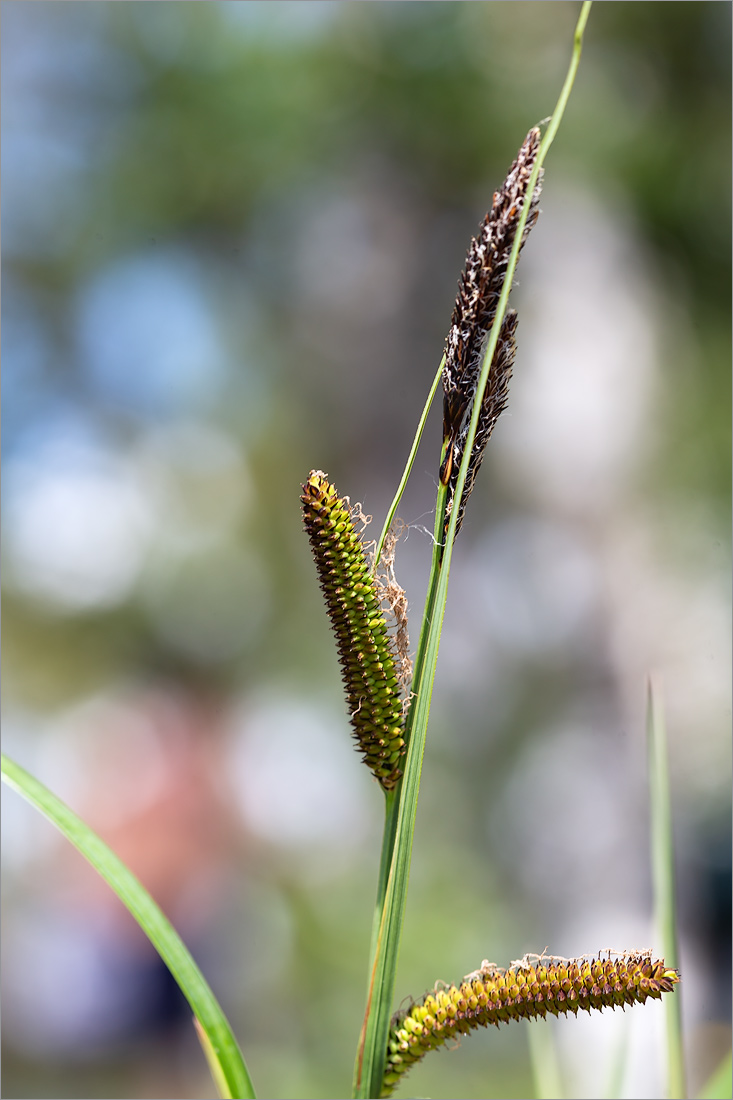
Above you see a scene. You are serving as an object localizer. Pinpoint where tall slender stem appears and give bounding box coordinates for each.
[354,7,592,1095]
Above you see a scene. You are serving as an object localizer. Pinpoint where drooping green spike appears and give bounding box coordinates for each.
[382,951,680,1096]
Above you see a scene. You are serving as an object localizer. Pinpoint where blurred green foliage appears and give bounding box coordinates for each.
[2,3,730,1099]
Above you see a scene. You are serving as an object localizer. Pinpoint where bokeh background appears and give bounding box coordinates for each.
[2,3,730,1098]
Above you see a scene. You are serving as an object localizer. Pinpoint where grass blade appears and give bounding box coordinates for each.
[2,752,255,1100]
[646,680,686,1100]
[697,1051,733,1100]
[528,1017,564,1100]
[604,1017,631,1100]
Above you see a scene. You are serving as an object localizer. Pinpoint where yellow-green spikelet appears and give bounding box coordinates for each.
[302,471,406,791]
[382,953,680,1096]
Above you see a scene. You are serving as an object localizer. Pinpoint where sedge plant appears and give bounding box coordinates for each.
[2,4,696,1098]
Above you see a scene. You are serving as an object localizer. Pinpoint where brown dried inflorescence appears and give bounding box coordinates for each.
[301,471,407,790]
[371,520,412,699]
[443,308,518,535]
[382,951,680,1096]
[441,127,543,534]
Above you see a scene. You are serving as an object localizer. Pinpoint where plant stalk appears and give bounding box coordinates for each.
[353,4,592,1095]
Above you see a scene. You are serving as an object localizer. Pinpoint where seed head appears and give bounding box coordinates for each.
[441,127,543,530]
[444,308,518,536]
[382,951,680,1096]
[302,472,407,790]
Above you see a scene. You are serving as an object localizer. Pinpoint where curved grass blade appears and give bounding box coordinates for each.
[195,1016,238,1100]
[2,753,255,1100]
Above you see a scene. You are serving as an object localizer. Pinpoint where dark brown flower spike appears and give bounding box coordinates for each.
[441,127,542,526]
[301,471,407,790]
[382,951,680,1096]
[444,308,518,536]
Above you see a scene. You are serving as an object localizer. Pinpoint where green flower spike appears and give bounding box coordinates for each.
[382,952,680,1097]
[302,471,407,791]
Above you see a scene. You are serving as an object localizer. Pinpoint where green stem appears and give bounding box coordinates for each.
[364,453,450,952]
[365,791,399,978]
[354,5,592,1096]
[646,680,686,1099]
[372,355,445,575]
[2,754,255,1100]
[357,492,449,1100]
[354,484,448,1096]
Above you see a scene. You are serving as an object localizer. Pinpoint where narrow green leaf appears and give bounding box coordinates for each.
[697,1051,733,1100]
[604,1016,632,1100]
[646,680,686,1100]
[195,1017,236,1100]
[2,753,255,1100]
[528,1016,564,1100]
